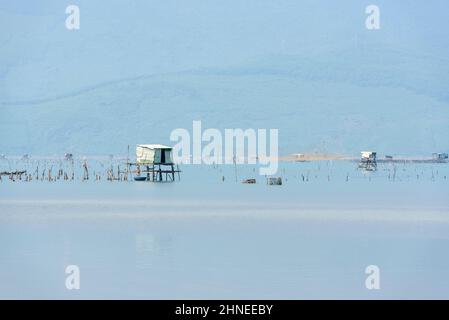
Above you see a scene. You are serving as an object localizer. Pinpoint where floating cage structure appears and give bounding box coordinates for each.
[267,177,282,185]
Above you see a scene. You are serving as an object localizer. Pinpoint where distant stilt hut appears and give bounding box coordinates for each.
[432,153,449,161]
[359,151,377,171]
[131,144,180,182]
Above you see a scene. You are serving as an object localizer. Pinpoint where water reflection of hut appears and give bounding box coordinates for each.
[130,144,180,182]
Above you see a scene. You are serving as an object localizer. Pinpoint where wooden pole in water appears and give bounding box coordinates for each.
[126,145,130,181]
[83,160,89,181]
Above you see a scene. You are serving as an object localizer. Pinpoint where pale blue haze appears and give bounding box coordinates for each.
[1,1,449,299]
[0,1,449,155]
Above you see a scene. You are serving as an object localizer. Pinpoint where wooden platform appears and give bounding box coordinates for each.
[128,163,181,182]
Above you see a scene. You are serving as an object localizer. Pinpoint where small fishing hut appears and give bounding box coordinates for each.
[361,151,376,162]
[359,151,377,171]
[130,144,180,182]
[432,153,448,161]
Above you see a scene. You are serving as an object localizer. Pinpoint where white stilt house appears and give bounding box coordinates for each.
[361,151,376,162]
[432,153,448,161]
[359,151,377,171]
[131,144,180,182]
[136,144,173,165]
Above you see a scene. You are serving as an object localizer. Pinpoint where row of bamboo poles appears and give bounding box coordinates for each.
[0,160,133,182]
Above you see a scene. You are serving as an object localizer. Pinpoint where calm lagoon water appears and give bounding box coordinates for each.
[1,161,449,299]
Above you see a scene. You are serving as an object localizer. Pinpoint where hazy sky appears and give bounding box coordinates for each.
[1,0,448,100]
[1,1,448,155]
